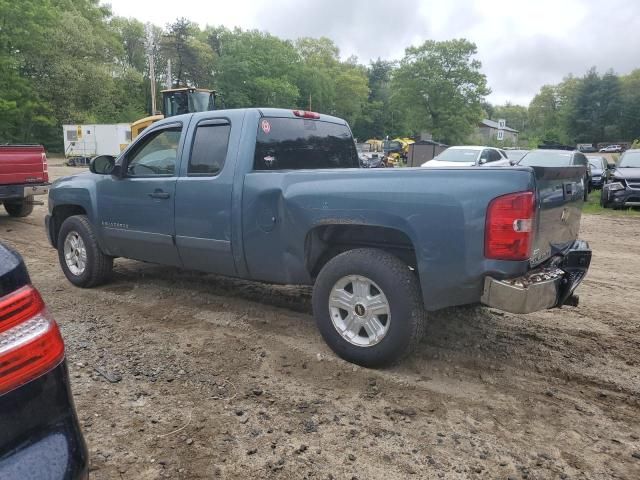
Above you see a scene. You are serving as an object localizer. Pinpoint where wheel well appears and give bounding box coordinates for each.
[305,225,417,278]
[50,205,87,247]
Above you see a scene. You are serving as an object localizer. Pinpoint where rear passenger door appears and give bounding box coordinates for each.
[174,116,237,275]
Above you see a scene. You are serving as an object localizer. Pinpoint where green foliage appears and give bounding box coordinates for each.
[517,69,639,147]
[3,1,640,154]
[390,39,490,144]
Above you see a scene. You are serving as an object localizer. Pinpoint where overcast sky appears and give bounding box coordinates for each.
[105,0,639,105]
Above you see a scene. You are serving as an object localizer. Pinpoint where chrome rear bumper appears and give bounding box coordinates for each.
[481,240,591,314]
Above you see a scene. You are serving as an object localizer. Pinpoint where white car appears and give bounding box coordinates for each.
[422,146,510,167]
[599,145,622,153]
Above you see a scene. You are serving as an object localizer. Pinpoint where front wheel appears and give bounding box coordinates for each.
[312,248,426,368]
[57,215,113,287]
[4,196,34,217]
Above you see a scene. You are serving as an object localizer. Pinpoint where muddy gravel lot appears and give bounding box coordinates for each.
[1,163,639,479]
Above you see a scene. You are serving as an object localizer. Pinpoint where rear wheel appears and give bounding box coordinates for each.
[57,215,113,287]
[312,248,425,368]
[4,196,34,217]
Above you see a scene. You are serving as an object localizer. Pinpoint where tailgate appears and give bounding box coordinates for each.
[0,145,48,185]
[530,166,585,266]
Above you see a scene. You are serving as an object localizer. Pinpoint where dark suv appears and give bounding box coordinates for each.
[0,242,88,479]
[601,149,640,208]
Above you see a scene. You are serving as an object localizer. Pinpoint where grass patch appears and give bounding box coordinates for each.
[582,189,640,216]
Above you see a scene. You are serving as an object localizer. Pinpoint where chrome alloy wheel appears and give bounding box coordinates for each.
[63,231,87,276]
[328,275,391,347]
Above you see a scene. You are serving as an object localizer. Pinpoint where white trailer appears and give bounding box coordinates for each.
[63,124,131,161]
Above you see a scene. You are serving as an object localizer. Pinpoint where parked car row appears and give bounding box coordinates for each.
[420,143,640,210]
[420,146,592,200]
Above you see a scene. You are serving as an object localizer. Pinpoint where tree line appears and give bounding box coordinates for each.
[485,68,640,148]
[1,0,639,152]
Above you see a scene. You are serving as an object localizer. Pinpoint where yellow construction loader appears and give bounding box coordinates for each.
[383,137,414,166]
[131,87,217,139]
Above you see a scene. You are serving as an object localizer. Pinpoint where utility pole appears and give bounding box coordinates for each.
[145,24,157,115]
[166,59,172,89]
[149,54,157,114]
[308,93,312,111]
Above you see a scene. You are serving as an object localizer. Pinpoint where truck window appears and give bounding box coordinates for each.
[126,127,182,177]
[254,118,358,170]
[188,123,231,175]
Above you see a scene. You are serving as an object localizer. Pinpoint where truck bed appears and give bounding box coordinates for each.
[0,145,48,185]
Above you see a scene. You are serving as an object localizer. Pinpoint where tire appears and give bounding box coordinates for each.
[4,196,34,217]
[600,188,609,208]
[312,248,426,368]
[57,215,113,287]
[583,176,590,201]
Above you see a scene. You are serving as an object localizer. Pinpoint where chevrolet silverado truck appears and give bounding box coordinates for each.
[45,108,591,367]
[0,145,49,217]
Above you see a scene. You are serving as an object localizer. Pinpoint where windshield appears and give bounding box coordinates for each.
[518,150,572,167]
[163,91,214,117]
[618,151,640,168]
[434,148,479,162]
[189,91,214,112]
[506,150,528,162]
[588,158,604,169]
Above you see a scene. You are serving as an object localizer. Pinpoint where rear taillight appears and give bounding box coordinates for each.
[0,286,64,394]
[485,191,535,261]
[42,153,49,183]
[292,110,320,119]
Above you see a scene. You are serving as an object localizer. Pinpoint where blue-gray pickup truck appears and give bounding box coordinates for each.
[45,108,591,367]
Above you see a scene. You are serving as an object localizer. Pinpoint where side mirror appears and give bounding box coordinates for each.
[89,155,116,175]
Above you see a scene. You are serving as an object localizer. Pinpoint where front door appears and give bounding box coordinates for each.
[96,124,184,266]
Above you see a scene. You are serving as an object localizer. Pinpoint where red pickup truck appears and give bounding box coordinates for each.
[0,145,49,217]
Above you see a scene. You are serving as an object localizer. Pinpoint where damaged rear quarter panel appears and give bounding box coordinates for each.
[241,167,535,310]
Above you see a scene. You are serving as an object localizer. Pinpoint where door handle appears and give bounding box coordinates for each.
[148,190,170,199]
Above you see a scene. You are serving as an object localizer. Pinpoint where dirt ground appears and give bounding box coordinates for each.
[1,163,639,480]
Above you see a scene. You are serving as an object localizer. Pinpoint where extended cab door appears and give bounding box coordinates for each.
[174,114,238,275]
[96,123,183,265]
